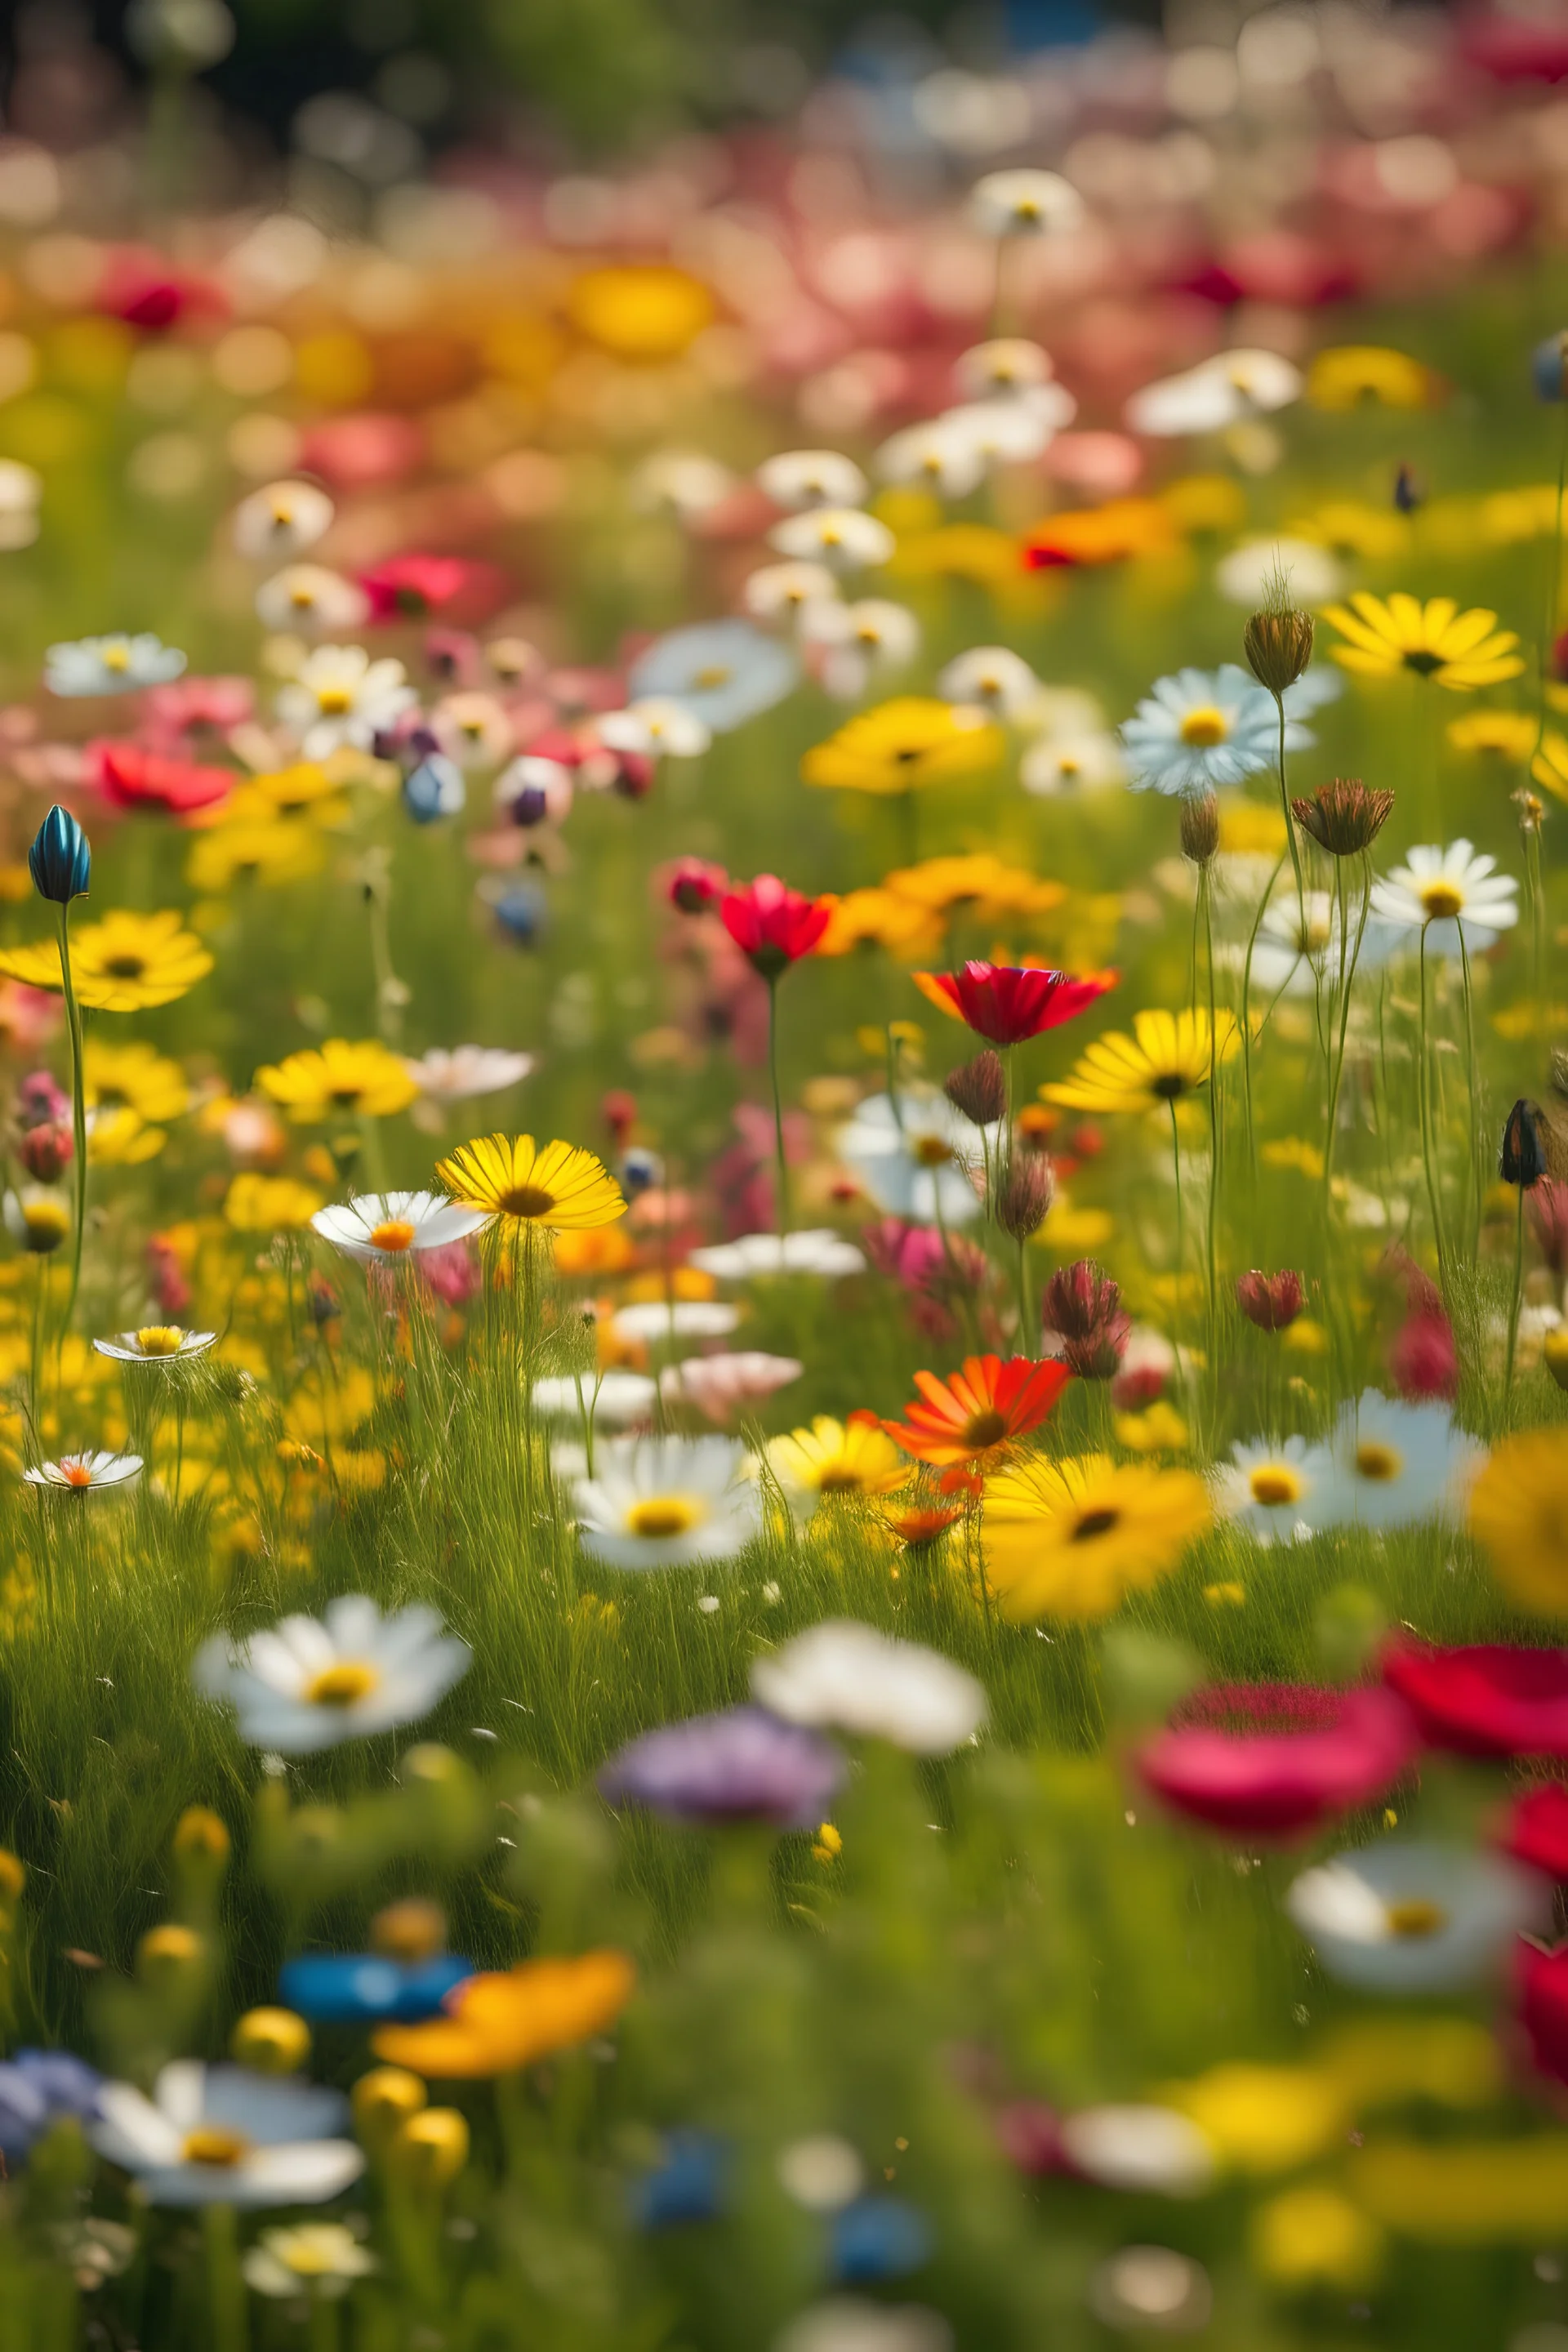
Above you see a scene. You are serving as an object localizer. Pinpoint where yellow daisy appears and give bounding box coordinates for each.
[1288,501,1412,561]
[1450,710,1538,763]
[981,1452,1212,1621]
[1306,346,1434,410]
[767,1414,906,1500]
[0,911,213,1013]
[85,1040,188,1125]
[815,889,944,961]
[434,1134,626,1232]
[1321,593,1525,690]
[1043,1009,1240,1115]
[187,822,327,892]
[256,1040,419,1123]
[1468,1428,1568,1617]
[800,699,1005,795]
[884,854,1066,924]
[1532,730,1568,806]
[224,1174,326,1232]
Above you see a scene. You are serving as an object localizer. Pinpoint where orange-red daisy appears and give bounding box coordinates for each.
[883,1353,1070,1470]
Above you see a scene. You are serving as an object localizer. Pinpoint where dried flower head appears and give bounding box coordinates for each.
[1178,790,1219,866]
[1236,1269,1304,1332]
[1042,1258,1130,1380]
[1244,564,1315,697]
[943,1050,1008,1127]
[993,1152,1054,1241]
[1290,778,1395,858]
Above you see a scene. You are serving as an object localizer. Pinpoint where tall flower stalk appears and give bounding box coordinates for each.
[1290,782,1394,1223]
[1244,579,1315,934]
[719,874,835,1237]
[28,808,91,1326]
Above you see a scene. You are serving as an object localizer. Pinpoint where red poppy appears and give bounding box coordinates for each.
[1502,1783,1568,1880]
[720,875,835,981]
[1383,1639,1568,1760]
[90,742,233,818]
[1138,1682,1418,1839]
[884,1353,1070,1470]
[359,555,506,624]
[1515,1942,1568,2090]
[667,857,728,915]
[912,962,1116,1045]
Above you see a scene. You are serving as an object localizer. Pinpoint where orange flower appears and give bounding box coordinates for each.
[880,1498,966,1546]
[372,1950,635,2078]
[883,1354,1070,1470]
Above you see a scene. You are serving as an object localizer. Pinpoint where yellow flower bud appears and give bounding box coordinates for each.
[352,2065,427,2156]
[231,2006,312,2074]
[0,1848,25,1906]
[1545,1328,1568,1392]
[137,1922,204,1982]
[370,1899,447,1964]
[391,2107,470,2192]
[173,1806,231,1866]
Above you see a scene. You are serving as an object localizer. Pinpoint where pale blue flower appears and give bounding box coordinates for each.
[1120,663,1328,796]
[45,633,186,697]
[628,620,798,733]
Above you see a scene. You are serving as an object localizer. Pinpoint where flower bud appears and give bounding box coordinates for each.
[993,1152,1054,1241]
[1291,779,1394,858]
[27,806,90,906]
[1535,330,1568,403]
[1236,1269,1304,1332]
[1545,1329,1568,1392]
[17,1123,71,1183]
[1178,790,1219,866]
[231,2007,311,2074]
[1042,1259,1130,1380]
[0,1848,24,1912]
[352,2066,426,2157]
[391,2107,470,2193]
[18,1072,68,1126]
[136,1922,205,1988]
[1244,607,1313,697]
[667,857,725,915]
[943,1051,1007,1127]
[1502,1098,1549,1190]
[172,1805,230,1866]
[1388,1306,1457,1401]
[370,1899,447,1963]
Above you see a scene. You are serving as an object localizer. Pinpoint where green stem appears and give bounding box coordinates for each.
[308,2294,342,2352]
[1276,694,1305,933]
[1418,926,1448,1286]
[56,903,87,1328]
[1322,854,1373,1217]
[1201,869,1220,1370]
[1241,849,1288,1181]
[1459,926,1481,1257]
[1505,1178,1527,1409]
[203,2203,247,2352]
[1169,1099,1187,1344]
[766,977,790,1234]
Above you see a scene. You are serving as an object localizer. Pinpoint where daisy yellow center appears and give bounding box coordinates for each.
[1385,1898,1446,1939]
[101,644,130,672]
[962,1409,1009,1449]
[1013,199,1041,221]
[182,2126,252,2167]
[22,1201,69,1248]
[1149,1071,1190,1100]
[1419,881,1464,920]
[369,1220,417,1253]
[315,685,354,715]
[1071,1506,1120,1540]
[498,1184,556,1218]
[1179,706,1228,748]
[1402,649,1444,677]
[914,1135,953,1166]
[626,1495,704,1539]
[135,1325,185,1356]
[305,1660,381,1706]
[693,665,732,689]
[1250,1466,1302,1507]
[61,1461,95,1488]
[279,2240,340,2278]
[1355,1441,1402,1482]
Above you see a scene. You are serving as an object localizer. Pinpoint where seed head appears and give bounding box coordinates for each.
[1291,777,1395,858]
[993,1152,1054,1241]
[943,1050,1007,1127]
[1244,604,1314,697]
[1178,790,1219,866]
[1236,1268,1304,1332]
[1042,1258,1130,1380]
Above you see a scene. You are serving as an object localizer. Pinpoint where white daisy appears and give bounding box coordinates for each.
[1314,1389,1486,1530]
[610,1300,741,1347]
[275,644,416,758]
[1125,349,1303,437]
[969,168,1085,238]
[193,1596,471,1753]
[93,1326,216,1365]
[937,646,1038,719]
[952,337,1054,399]
[1058,2105,1215,2197]
[630,449,736,520]
[492,755,573,826]
[255,564,370,636]
[837,1090,982,1227]
[1370,839,1520,959]
[401,1047,534,1103]
[572,1435,761,1570]
[1248,891,1393,998]
[874,420,987,501]
[688,1230,866,1280]
[768,508,895,572]
[24,1450,142,1494]
[752,1620,986,1755]
[1020,728,1125,795]
[756,450,868,512]
[531,1370,657,1424]
[596,700,712,759]
[802,599,921,699]
[243,2221,376,2298]
[1215,535,1343,608]
[1286,1842,1546,1992]
[741,560,841,626]
[1214,1434,1332,1544]
[91,2062,363,2208]
[658,1352,804,1423]
[310,1192,490,1265]
[942,394,1067,467]
[45,633,186,697]
[232,479,335,562]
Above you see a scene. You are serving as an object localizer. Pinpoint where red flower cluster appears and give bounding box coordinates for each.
[90,741,234,819]
[1139,1682,1418,1838]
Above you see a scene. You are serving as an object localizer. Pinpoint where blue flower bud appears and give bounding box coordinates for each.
[831,2196,932,2283]
[1535,332,1568,403]
[27,806,90,905]
[403,755,466,825]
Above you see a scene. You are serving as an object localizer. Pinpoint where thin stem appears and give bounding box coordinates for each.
[1241,849,1288,1181]
[203,2203,247,2352]
[1527,825,1548,1040]
[766,977,790,1234]
[1418,925,1448,1285]
[1505,1178,1527,1408]
[1169,1099,1187,1338]
[56,902,87,1328]
[1276,693,1305,933]
[1459,926,1481,1257]
[1200,869,1221,1366]
[1322,853,1373,1216]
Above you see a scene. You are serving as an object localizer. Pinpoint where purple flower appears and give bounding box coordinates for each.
[598,1706,844,1828]
[0,2048,102,2161]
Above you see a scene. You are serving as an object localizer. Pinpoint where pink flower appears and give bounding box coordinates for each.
[419,1240,483,1307]
[1138,1683,1419,1840]
[659,1352,804,1424]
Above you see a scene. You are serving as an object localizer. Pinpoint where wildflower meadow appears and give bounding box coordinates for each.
[3,4,1568,2348]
